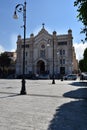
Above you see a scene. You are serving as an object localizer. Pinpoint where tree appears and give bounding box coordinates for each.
[83,48,87,59]
[0,52,11,77]
[83,48,87,71]
[79,48,87,72]
[74,0,87,40]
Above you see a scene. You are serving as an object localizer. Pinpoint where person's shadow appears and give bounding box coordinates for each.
[47,87,87,130]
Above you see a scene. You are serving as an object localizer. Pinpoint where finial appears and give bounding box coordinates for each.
[42,23,45,29]
[24,0,26,5]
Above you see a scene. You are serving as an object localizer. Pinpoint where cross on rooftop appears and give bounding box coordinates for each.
[42,23,45,29]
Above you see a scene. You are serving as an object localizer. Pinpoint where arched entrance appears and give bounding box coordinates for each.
[37,60,45,74]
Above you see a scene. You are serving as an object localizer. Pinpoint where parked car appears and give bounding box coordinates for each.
[80,72,87,80]
[16,74,33,79]
[63,74,77,80]
[38,74,50,79]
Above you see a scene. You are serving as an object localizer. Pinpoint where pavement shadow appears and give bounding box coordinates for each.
[0,92,20,98]
[47,99,87,130]
[48,88,87,130]
[69,81,87,87]
[64,88,87,99]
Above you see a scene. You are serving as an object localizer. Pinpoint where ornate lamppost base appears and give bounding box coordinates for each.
[61,75,63,81]
[20,91,26,95]
[52,79,55,84]
[20,79,26,95]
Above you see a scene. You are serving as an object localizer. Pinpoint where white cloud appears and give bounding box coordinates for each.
[0,45,5,54]
[74,42,87,61]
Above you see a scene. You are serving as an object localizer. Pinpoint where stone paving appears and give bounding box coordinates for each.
[0,79,87,130]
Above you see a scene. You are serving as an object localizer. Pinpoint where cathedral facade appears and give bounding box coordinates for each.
[16,26,78,78]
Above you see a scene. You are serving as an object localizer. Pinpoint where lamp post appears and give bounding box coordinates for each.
[48,32,56,84]
[13,1,27,95]
[61,65,63,81]
[60,49,63,81]
[52,35,55,84]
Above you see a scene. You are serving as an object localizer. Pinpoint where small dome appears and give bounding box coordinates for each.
[53,31,57,35]
[30,33,34,37]
[68,29,72,34]
[17,35,21,40]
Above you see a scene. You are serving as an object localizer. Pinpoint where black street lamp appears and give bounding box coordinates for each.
[61,59,63,81]
[13,1,27,95]
[60,49,63,81]
[48,31,56,84]
[52,33,55,84]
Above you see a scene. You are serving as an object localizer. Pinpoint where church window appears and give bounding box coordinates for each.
[60,50,62,55]
[60,59,65,64]
[41,44,45,49]
[60,49,65,55]
[40,50,45,57]
[63,59,65,64]
[58,41,67,45]
[63,50,65,55]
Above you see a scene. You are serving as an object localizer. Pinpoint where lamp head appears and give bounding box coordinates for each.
[57,52,59,55]
[47,43,50,47]
[13,11,18,19]
[47,39,51,46]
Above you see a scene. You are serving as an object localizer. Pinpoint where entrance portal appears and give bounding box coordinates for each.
[60,67,65,75]
[37,60,45,74]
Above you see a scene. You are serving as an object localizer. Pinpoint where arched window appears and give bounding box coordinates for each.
[40,44,45,57]
[40,50,45,57]
[63,50,65,55]
[60,49,65,55]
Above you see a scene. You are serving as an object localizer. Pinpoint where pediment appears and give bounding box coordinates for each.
[35,28,51,44]
[38,28,49,35]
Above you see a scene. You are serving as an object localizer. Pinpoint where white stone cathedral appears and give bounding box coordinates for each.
[16,25,78,78]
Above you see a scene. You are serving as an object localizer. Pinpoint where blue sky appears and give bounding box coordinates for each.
[0,0,87,60]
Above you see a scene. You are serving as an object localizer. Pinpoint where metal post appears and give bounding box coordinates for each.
[20,1,26,94]
[52,37,55,84]
[13,1,27,94]
[61,49,63,81]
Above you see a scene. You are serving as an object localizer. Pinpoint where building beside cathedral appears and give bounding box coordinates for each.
[16,25,78,78]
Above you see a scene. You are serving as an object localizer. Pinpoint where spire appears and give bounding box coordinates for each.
[42,23,45,29]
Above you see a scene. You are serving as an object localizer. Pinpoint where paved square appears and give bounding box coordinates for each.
[0,79,87,130]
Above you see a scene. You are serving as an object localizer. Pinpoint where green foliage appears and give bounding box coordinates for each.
[0,52,11,77]
[83,48,87,59]
[0,52,11,68]
[74,0,87,40]
[79,59,84,71]
[79,48,87,72]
